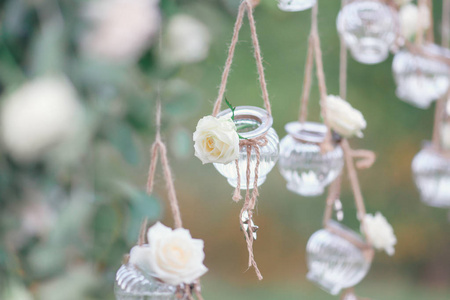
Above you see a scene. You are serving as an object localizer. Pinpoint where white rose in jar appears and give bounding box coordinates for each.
[399,4,430,40]
[129,222,208,286]
[193,116,240,164]
[323,95,366,138]
[364,212,397,256]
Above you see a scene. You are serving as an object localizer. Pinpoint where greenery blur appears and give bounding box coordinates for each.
[0,0,449,299]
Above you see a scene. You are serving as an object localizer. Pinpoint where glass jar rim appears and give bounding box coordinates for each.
[216,106,273,139]
[285,121,331,144]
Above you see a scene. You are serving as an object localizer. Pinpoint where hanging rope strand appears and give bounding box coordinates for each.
[299,34,315,123]
[443,0,450,48]
[146,101,183,229]
[339,0,347,100]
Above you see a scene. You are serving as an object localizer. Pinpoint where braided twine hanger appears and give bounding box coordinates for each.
[145,101,204,300]
[210,0,274,280]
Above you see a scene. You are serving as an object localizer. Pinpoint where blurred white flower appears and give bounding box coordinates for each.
[394,0,412,7]
[324,95,366,138]
[0,76,83,163]
[364,212,397,256]
[81,0,160,63]
[399,4,430,40]
[129,222,208,285]
[165,14,211,64]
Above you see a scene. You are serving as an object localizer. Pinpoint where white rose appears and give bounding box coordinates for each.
[364,212,397,256]
[129,222,208,286]
[81,0,160,63]
[193,115,240,164]
[399,4,430,40]
[0,76,83,163]
[323,95,366,138]
[394,0,412,6]
[164,14,211,64]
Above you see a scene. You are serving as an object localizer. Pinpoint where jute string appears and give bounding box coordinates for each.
[211,0,270,280]
[297,2,333,152]
[212,0,271,117]
[339,0,348,100]
[145,102,204,300]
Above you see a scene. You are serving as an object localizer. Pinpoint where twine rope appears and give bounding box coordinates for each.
[232,135,268,280]
[339,0,347,100]
[212,0,271,117]
[297,2,333,151]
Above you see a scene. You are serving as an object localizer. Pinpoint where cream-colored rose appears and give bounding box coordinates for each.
[441,122,450,150]
[164,14,211,64]
[364,212,397,256]
[0,76,83,163]
[129,222,207,286]
[399,4,430,40]
[324,95,366,138]
[193,116,239,164]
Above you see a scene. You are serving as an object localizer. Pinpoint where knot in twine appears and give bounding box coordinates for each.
[231,134,268,281]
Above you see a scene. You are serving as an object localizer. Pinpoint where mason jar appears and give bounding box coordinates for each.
[213,106,279,189]
[278,0,316,12]
[412,143,450,208]
[337,0,397,64]
[306,221,373,295]
[393,44,450,109]
[114,263,181,300]
[278,122,344,197]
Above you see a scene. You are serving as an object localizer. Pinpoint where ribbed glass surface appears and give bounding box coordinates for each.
[306,225,371,295]
[114,264,179,300]
[214,113,279,189]
[393,45,450,109]
[278,0,316,12]
[412,146,450,208]
[337,1,396,64]
[278,135,343,197]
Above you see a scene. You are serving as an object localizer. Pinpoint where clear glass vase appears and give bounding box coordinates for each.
[114,263,181,300]
[392,44,450,109]
[278,122,344,197]
[306,221,373,295]
[412,143,450,208]
[337,1,397,64]
[213,106,279,189]
[278,0,316,12]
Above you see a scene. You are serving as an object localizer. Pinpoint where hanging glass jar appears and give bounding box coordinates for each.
[114,263,183,300]
[306,220,374,295]
[337,0,397,64]
[392,44,450,109]
[278,0,316,12]
[278,122,344,197]
[213,106,279,189]
[412,143,450,208]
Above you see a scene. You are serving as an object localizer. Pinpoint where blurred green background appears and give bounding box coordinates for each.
[0,0,449,299]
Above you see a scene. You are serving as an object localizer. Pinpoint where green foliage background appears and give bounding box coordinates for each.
[0,0,449,299]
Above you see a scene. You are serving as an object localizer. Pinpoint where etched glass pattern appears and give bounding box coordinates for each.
[114,263,180,300]
[412,144,450,208]
[278,122,344,197]
[213,106,279,189]
[393,44,450,109]
[337,1,397,64]
[278,0,316,12]
[306,222,372,295]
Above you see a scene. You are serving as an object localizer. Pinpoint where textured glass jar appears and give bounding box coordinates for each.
[213,106,279,189]
[393,44,450,109]
[278,122,344,197]
[114,263,180,300]
[337,1,397,64]
[306,221,373,295]
[412,144,450,208]
[278,0,316,12]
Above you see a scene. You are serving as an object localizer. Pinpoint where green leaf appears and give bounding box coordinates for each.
[126,192,161,244]
[105,122,139,165]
